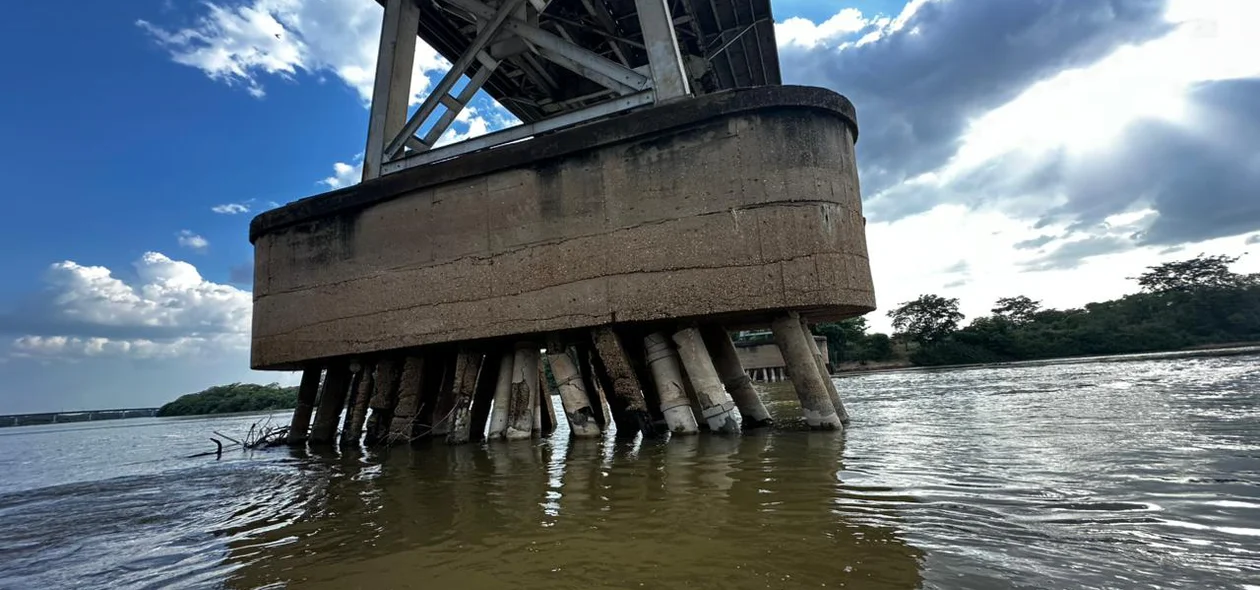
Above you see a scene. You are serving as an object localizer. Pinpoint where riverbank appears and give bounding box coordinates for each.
[832,343,1260,377]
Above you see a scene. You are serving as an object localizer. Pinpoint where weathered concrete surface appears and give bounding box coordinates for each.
[249,86,872,370]
[770,313,842,431]
[700,326,773,428]
[286,368,321,444]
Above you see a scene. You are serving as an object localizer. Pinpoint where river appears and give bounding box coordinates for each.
[1,352,1257,589]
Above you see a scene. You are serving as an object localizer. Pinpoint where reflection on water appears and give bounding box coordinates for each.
[223,430,922,590]
[0,353,1258,589]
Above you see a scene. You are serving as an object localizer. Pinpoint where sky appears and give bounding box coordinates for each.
[0,0,1257,414]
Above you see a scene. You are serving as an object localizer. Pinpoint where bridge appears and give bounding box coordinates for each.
[249,0,873,447]
[1,408,159,428]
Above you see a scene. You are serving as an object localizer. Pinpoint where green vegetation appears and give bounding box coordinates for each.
[810,317,897,365]
[884,254,1260,367]
[157,383,300,417]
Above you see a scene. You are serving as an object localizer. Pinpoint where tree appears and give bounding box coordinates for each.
[992,296,1041,324]
[812,317,868,364]
[1133,254,1255,293]
[888,294,964,345]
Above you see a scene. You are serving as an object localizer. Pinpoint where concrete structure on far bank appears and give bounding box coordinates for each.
[734,334,831,382]
[249,0,874,446]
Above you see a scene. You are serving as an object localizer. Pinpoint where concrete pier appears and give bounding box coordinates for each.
[770,313,843,431]
[341,363,373,446]
[310,364,351,445]
[672,327,740,434]
[643,332,701,435]
[286,368,321,444]
[445,351,483,445]
[701,325,773,428]
[802,317,850,425]
[249,88,872,371]
[487,352,515,439]
[591,327,656,437]
[505,345,539,441]
[366,359,401,445]
[548,349,602,438]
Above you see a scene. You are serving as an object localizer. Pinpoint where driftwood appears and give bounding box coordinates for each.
[189,416,290,458]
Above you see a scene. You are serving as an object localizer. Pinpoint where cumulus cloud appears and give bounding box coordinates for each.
[177,230,209,252]
[1,252,251,361]
[137,0,447,102]
[320,158,362,189]
[212,203,250,214]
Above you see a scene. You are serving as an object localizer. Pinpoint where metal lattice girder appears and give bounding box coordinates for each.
[383,0,528,160]
[441,0,652,91]
[381,89,654,174]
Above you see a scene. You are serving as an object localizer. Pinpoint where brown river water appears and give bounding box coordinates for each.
[1,352,1258,589]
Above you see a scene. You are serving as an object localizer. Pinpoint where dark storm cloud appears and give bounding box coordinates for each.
[1030,78,1260,246]
[778,0,1171,220]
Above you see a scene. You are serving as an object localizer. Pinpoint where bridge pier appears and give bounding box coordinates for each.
[771,313,843,431]
[250,0,875,448]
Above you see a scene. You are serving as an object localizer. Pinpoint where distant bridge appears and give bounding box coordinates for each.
[0,408,159,428]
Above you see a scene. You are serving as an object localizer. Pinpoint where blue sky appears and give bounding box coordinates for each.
[1,0,1258,413]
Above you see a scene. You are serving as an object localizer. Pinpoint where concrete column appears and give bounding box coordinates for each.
[341,362,375,446]
[487,351,515,439]
[671,327,740,434]
[537,360,558,436]
[286,367,322,444]
[770,313,842,431]
[801,317,850,425]
[310,364,352,445]
[430,354,460,437]
[643,332,700,435]
[701,326,773,428]
[387,357,426,442]
[447,351,484,445]
[577,344,611,430]
[591,327,655,437]
[547,348,602,438]
[505,344,539,441]
[364,359,401,446]
[469,350,502,442]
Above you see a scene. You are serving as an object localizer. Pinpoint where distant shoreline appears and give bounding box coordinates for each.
[831,343,1260,378]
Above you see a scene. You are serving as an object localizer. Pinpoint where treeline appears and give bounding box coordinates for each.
[882,254,1260,366]
[157,383,299,417]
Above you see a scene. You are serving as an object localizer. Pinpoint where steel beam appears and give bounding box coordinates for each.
[634,0,691,100]
[443,0,650,91]
[362,0,420,181]
[384,0,527,161]
[381,90,654,174]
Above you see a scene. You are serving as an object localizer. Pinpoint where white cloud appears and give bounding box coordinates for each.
[10,252,254,361]
[12,334,246,361]
[774,0,928,49]
[320,158,362,189]
[177,230,209,252]
[44,252,250,333]
[138,0,447,103]
[212,203,250,214]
